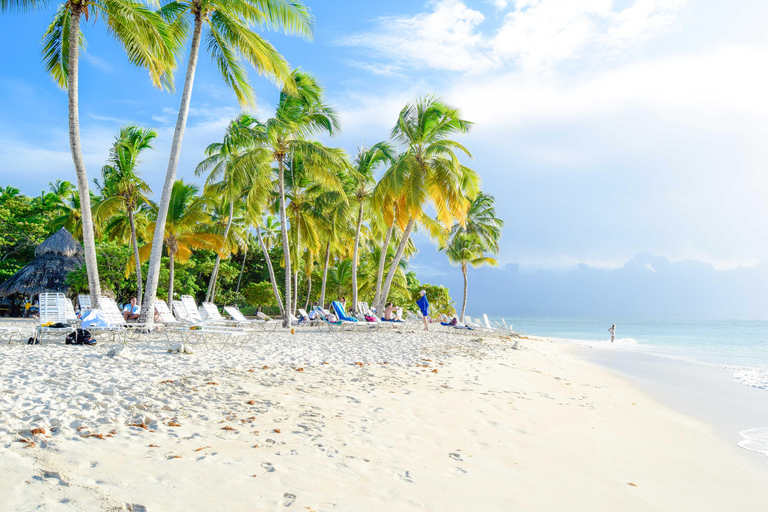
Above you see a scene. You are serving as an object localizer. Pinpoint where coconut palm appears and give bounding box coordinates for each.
[348,142,394,314]
[448,192,504,253]
[195,114,263,303]
[141,0,313,323]
[376,96,480,313]
[261,215,280,250]
[204,194,247,302]
[441,233,497,323]
[28,0,180,309]
[249,70,345,326]
[132,180,226,313]
[96,125,156,306]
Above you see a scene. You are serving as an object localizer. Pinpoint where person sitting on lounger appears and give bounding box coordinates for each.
[122,297,140,321]
[382,303,404,322]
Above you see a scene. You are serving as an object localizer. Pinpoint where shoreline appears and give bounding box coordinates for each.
[3,324,768,510]
[524,333,768,466]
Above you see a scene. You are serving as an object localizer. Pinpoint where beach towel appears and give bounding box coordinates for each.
[416,295,429,317]
[81,309,112,328]
[331,301,358,322]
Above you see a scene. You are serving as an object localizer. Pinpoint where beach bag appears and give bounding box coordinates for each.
[365,315,376,322]
[65,328,95,346]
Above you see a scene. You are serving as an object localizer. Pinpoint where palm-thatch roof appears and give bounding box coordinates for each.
[0,228,85,297]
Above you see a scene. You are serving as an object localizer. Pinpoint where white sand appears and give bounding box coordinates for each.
[1,320,767,511]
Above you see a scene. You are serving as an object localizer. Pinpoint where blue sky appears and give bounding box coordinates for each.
[2,1,768,316]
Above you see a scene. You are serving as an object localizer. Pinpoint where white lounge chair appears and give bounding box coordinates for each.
[224,305,271,331]
[33,292,76,344]
[256,311,281,331]
[169,301,258,349]
[78,294,92,315]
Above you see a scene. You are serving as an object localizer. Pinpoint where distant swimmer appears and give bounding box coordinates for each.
[609,324,616,343]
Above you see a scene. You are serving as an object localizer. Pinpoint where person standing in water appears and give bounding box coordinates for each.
[608,324,616,343]
[417,290,430,331]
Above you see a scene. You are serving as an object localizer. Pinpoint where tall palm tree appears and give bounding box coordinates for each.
[133,180,226,313]
[442,233,498,323]
[250,70,345,326]
[348,142,393,314]
[96,125,156,306]
[376,96,480,313]
[204,194,246,302]
[195,115,261,302]
[26,0,180,308]
[141,0,313,324]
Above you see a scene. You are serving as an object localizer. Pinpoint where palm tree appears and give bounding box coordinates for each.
[195,115,261,303]
[376,96,480,313]
[133,180,226,313]
[204,194,246,302]
[141,0,313,324]
[442,234,498,323]
[96,125,156,306]
[348,142,393,314]
[26,0,180,308]
[261,215,280,250]
[449,192,504,253]
[250,70,345,326]
[326,258,352,300]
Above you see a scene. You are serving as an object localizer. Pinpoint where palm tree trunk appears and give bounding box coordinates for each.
[140,13,204,325]
[320,241,330,308]
[373,221,394,313]
[128,208,142,307]
[461,263,468,323]
[293,270,299,316]
[206,200,234,303]
[351,200,364,314]
[379,218,415,311]
[67,7,102,308]
[304,271,312,311]
[168,252,175,316]
[278,157,291,327]
[256,226,284,317]
[292,226,301,316]
[235,242,248,294]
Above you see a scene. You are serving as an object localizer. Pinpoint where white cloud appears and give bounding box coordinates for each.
[340,0,496,73]
[342,0,689,74]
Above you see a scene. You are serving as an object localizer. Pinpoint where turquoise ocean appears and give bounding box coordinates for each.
[490,317,768,391]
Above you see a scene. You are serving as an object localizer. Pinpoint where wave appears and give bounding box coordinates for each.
[733,368,768,391]
[739,428,768,457]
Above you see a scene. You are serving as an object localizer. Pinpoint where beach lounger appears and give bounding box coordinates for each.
[63,298,78,325]
[33,292,76,344]
[78,294,92,315]
[200,302,240,326]
[331,301,357,322]
[89,297,133,343]
[316,306,360,331]
[165,301,257,349]
[223,305,266,330]
[256,311,281,331]
[297,308,319,327]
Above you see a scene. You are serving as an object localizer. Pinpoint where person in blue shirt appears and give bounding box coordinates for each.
[122,297,140,321]
[416,290,429,331]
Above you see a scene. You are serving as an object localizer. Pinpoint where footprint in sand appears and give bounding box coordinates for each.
[397,470,413,483]
[449,452,463,462]
[261,462,275,473]
[282,493,296,507]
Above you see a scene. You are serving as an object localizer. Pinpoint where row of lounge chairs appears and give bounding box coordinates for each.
[14,291,518,347]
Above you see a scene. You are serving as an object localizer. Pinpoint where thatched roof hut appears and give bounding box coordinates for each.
[0,228,85,297]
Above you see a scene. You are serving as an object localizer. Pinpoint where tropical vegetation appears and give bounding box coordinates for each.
[0,3,504,324]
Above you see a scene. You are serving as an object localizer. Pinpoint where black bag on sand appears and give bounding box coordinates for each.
[65,328,96,346]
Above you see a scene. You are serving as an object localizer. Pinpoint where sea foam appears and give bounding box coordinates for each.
[733,368,768,390]
[738,428,768,457]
